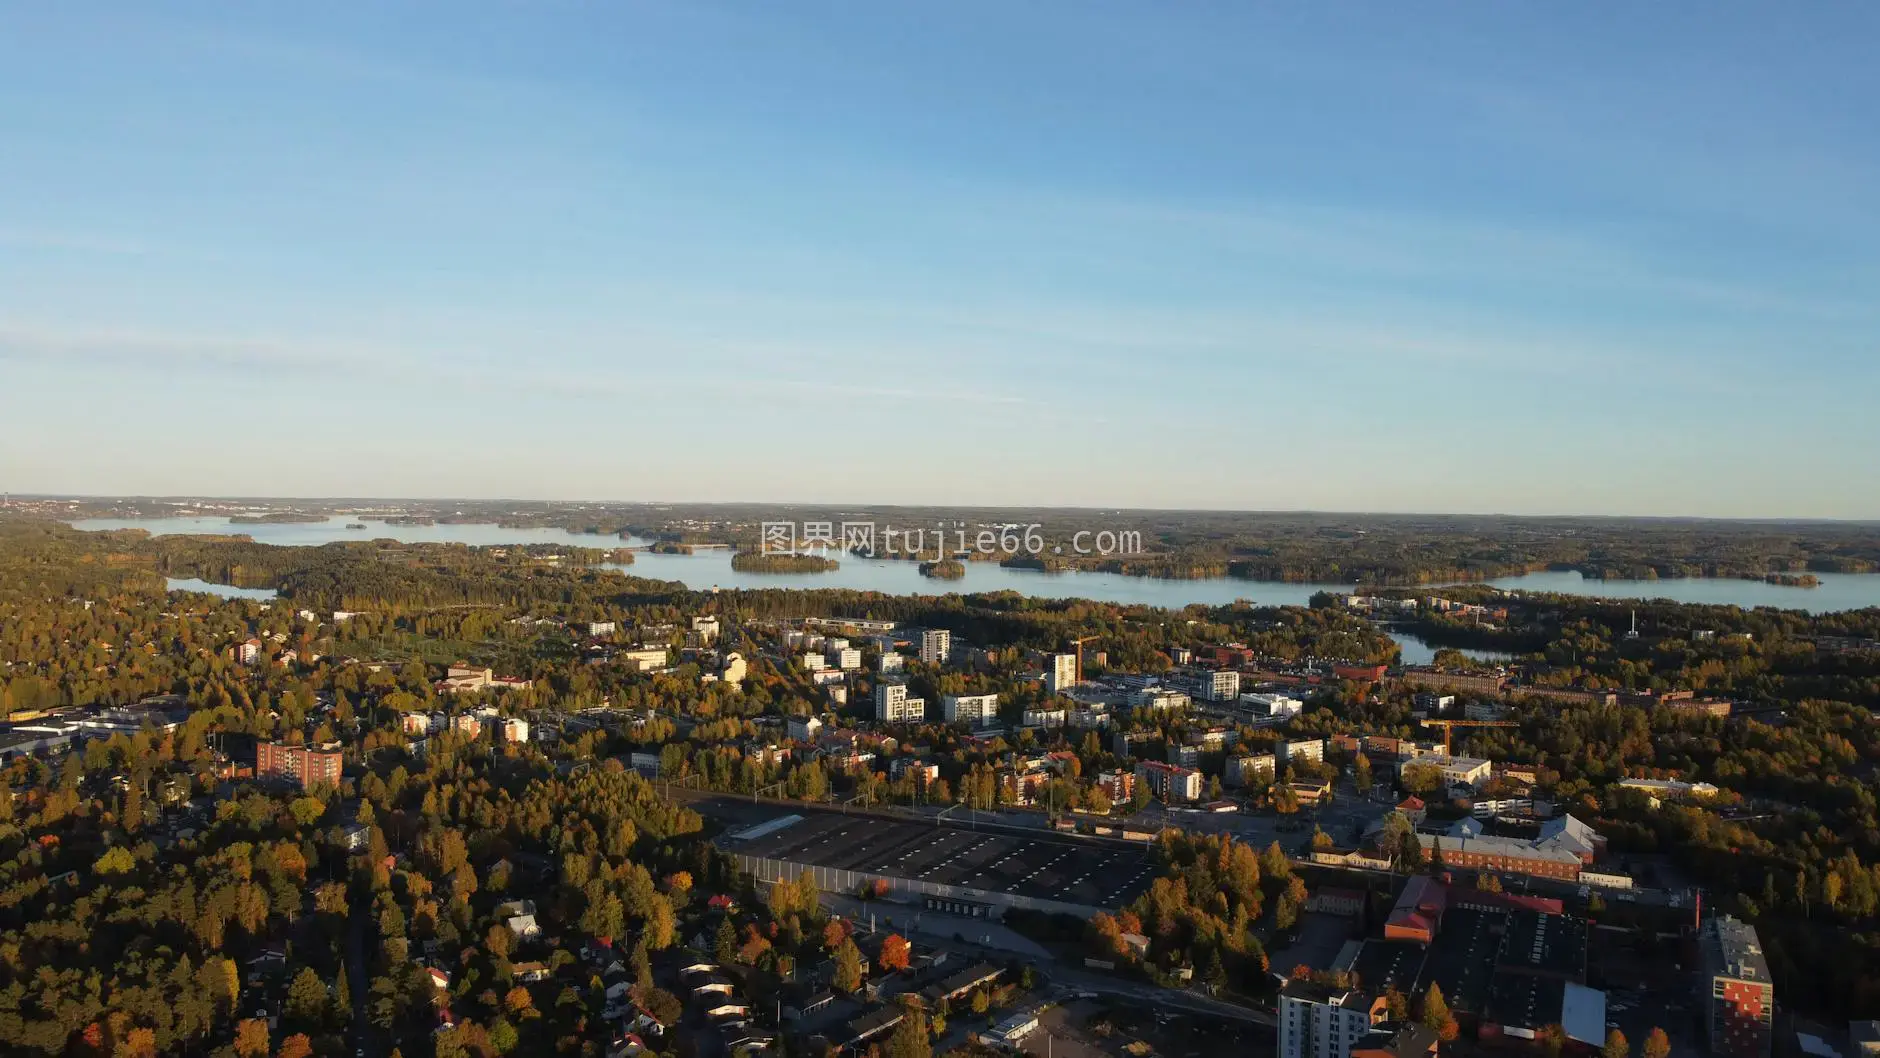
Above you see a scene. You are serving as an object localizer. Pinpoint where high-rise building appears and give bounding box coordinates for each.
[257,740,344,790]
[1700,915,1773,1058]
[875,681,926,723]
[1046,653,1078,695]
[920,629,951,664]
[1278,978,1386,1058]
[1200,668,1241,702]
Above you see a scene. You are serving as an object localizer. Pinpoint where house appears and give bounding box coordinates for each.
[506,914,541,939]
[922,961,1002,1004]
[783,989,837,1020]
[513,961,550,982]
[425,966,451,990]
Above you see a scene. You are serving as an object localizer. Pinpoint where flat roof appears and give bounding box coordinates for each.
[729,810,1159,909]
[1353,940,1429,996]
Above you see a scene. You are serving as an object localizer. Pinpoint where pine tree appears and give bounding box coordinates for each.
[1418,982,1450,1032]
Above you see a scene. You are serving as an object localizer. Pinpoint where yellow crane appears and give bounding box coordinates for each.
[1419,718,1518,755]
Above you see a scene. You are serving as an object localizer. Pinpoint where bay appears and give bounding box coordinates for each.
[70,518,1880,614]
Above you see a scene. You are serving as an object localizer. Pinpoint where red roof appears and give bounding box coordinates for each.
[1397,796,1425,811]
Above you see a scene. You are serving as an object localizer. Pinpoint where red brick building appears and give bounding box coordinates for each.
[257,740,343,790]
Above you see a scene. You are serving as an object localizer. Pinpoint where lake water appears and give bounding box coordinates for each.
[1389,629,1519,667]
[72,517,1880,613]
[165,577,278,601]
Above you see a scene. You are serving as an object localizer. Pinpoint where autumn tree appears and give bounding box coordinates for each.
[879,933,912,973]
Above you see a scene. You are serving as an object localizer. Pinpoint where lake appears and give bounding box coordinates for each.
[164,577,278,601]
[71,517,1880,613]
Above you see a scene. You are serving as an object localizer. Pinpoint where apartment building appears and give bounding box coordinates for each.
[1278,978,1386,1058]
[875,682,926,723]
[1278,738,1325,765]
[1700,916,1774,1058]
[1134,760,1202,803]
[1095,769,1135,804]
[1046,653,1078,695]
[1199,669,1241,702]
[257,740,343,790]
[920,629,951,664]
[942,693,1000,725]
[1227,753,1278,788]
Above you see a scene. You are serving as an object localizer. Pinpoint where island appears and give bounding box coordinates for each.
[918,558,966,580]
[729,551,839,573]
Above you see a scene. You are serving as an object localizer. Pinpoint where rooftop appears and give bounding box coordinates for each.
[1701,914,1771,983]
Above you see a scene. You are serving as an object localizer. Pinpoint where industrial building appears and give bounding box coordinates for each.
[720,809,1157,918]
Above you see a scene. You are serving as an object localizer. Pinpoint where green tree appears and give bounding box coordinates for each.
[885,1003,931,1058]
[834,938,864,993]
[714,918,738,965]
[286,966,328,1026]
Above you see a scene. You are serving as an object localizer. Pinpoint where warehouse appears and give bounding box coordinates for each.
[721,809,1159,917]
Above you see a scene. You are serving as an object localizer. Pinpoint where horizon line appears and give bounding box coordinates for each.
[11,493,1880,527]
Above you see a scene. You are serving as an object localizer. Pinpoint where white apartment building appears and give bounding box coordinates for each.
[1023,707,1067,728]
[830,647,862,670]
[1134,687,1191,712]
[1199,669,1241,702]
[1227,753,1278,787]
[875,682,926,723]
[1046,653,1078,695]
[1278,738,1325,764]
[620,647,670,671]
[1278,979,1384,1058]
[719,652,747,686]
[878,652,905,675]
[920,629,951,664]
[586,621,617,636]
[942,693,1000,725]
[1399,753,1492,789]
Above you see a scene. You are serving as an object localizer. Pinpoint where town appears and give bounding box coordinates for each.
[2,518,1877,1058]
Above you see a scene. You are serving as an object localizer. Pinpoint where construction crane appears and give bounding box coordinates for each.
[1419,718,1518,755]
[1067,635,1099,683]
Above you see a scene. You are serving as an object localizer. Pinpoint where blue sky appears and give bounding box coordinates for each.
[3,3,1877,516]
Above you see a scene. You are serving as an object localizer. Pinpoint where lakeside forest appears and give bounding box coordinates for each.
[1,515,1879,1058]
[29,497,1880,584]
